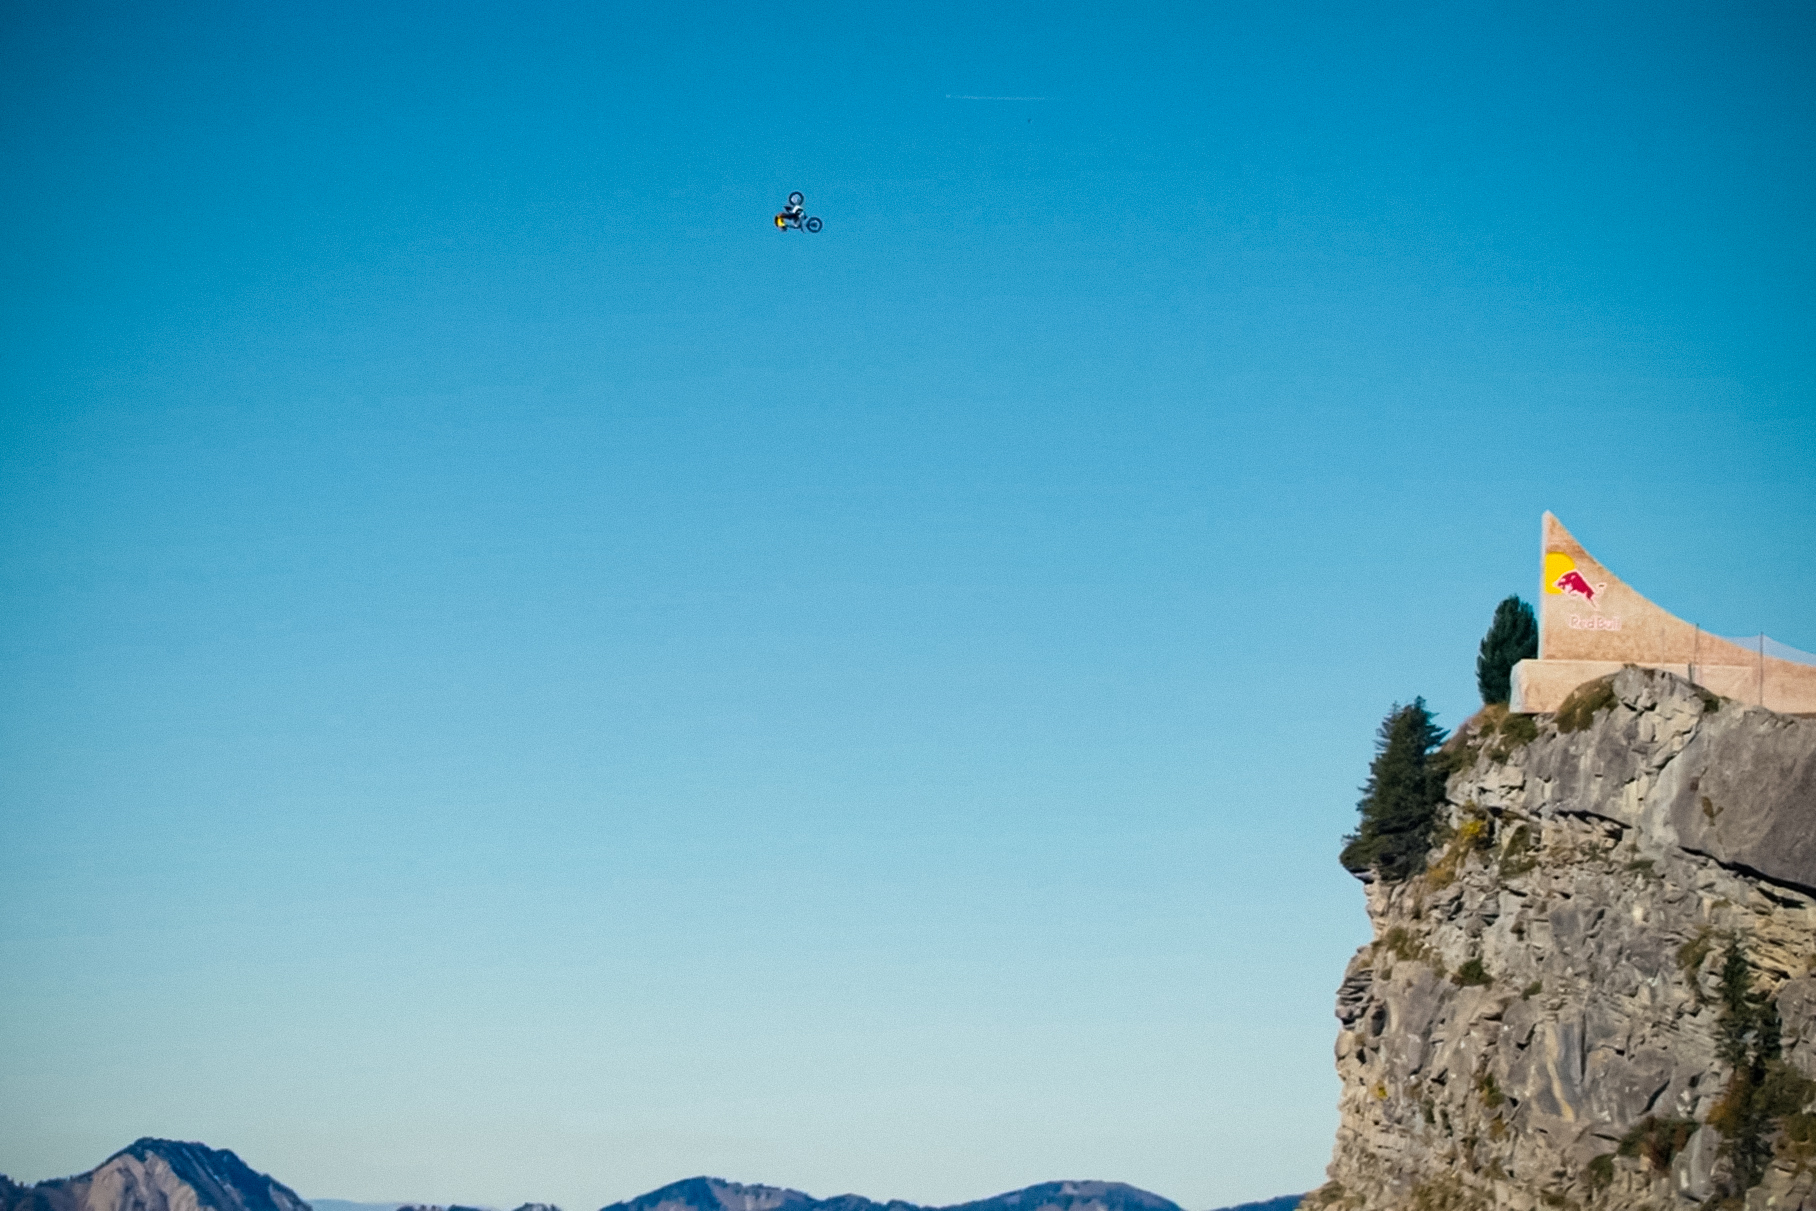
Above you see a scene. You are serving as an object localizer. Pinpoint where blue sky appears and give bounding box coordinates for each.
[2,1,1813,1207]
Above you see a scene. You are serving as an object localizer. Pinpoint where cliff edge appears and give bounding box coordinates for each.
[1309,667,1816,1210]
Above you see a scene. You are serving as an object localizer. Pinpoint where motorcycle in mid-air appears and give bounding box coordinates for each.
[774,191,823,232]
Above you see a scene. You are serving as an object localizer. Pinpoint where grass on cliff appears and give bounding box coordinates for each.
[1452,958,1492,988]
[1438,703,1542,772]
[1475,1069,1504,1107]
[1488,711,1537,759]
[1373,925,1448,979]
[1783,1111,1816,1166]
[1425,809,1493,890]
[1498,823,1539,879]
[1376,926,1425,963]
[1555,675,1618,733]
[1677,928,1718,1002]
[1617,1116,1701,1171]
[1581,1118,1700,1207]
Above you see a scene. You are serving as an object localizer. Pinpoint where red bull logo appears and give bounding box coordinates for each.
[1544,552,1607,610]
[1554,569,1599,605]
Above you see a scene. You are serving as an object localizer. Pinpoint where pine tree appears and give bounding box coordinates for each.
[1340,699,1449,881]
[1476,595,1538,705]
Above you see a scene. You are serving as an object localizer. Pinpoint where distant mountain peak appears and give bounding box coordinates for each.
[601,1177,816,1211]
[597,1177,1187,1211]
[0,1138,307,1211]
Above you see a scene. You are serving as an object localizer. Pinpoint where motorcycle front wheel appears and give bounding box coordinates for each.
[805,216,823,233]
[788,191,805,207]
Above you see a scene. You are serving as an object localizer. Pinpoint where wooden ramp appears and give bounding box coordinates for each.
[1510,512,1816,714]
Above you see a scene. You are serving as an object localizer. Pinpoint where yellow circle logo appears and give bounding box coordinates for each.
[1543,552,1575,593]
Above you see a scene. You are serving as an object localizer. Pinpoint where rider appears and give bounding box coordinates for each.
[775,192,805,228]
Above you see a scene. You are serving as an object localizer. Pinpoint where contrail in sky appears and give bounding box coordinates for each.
[945,95,1049,100]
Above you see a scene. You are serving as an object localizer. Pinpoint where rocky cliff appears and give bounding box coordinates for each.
[0,1141,310,1211]
[1309,667,1816,1210]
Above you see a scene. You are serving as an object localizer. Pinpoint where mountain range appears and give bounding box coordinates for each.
[0,1142,1299,1211]
[596,1178,1276,1211]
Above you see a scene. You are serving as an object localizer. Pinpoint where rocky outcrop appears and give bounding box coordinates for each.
[0,1141,309,1211]
[1310,667,1816,1210]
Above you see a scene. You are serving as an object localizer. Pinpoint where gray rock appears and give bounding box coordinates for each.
[1308,669,1816,1210]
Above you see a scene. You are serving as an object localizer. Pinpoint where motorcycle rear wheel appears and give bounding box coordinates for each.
[805,216,823,233]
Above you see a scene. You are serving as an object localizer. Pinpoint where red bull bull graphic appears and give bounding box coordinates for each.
[1554,569,1602,605]
[1543,552,1607,609]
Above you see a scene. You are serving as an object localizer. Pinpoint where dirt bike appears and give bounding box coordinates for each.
[775,191,823,232]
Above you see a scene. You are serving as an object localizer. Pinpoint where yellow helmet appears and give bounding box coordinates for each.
[774,214,786,229]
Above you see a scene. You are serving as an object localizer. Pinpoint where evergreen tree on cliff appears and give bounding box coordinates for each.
[1476,595,1538,705]
[1340,699,1448,881]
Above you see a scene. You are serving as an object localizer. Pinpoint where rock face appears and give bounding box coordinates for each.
[0,1141,309,1211]
[1309,667,1816,1210]
[598,1180,1184,1211]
